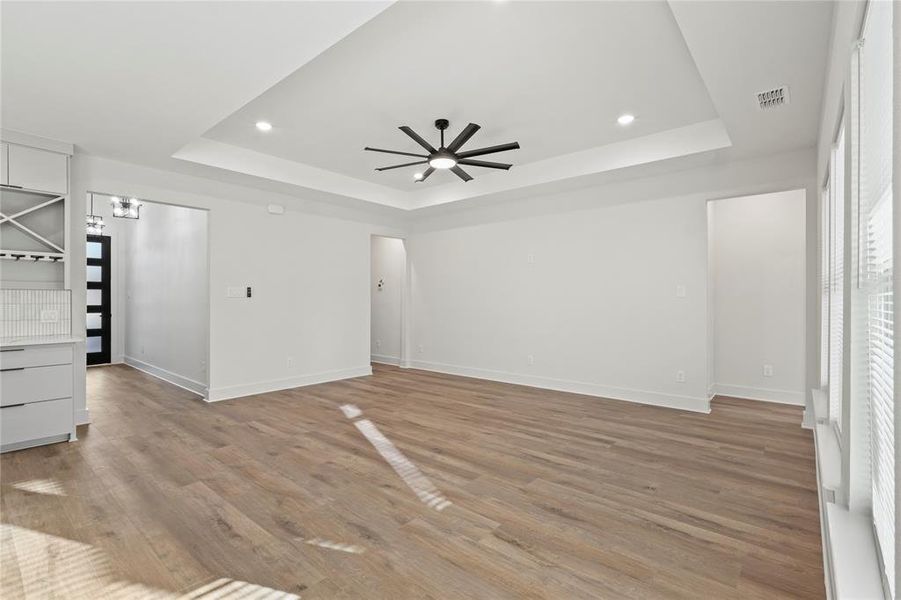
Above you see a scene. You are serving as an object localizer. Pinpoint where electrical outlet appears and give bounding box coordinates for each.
[287,356,295,369]
[676,370,686,383]
[39,309,59,323]
[417,344,424,354]
[675,285,687,298]
[527,253,535,265]
[375,339,381,349]
[527,355,534,365]
[763,364,774,377]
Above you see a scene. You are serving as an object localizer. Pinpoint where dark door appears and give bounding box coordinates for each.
[86,234,111,365]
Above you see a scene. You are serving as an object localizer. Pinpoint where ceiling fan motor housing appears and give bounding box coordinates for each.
[365,117,520,182]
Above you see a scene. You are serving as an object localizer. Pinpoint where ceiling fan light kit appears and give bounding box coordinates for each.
[365,118,520,182]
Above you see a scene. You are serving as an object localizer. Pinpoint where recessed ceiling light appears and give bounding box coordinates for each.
[413,172,424,180]
[617,114,635,126]
[255,121,273,132]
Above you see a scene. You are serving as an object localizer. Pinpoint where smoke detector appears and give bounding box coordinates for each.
[756,86,791,110]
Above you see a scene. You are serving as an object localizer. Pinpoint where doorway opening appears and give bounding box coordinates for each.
[84,192,210,398]
[706,189,806,406]
[370,235,407,367]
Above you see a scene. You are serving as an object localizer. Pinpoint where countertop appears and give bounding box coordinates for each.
[0,335,83,348]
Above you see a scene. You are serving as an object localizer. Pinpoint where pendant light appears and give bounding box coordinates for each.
[111,196,142,219]
[86,193,105,235]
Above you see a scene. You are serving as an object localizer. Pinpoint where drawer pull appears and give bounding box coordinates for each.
[0,348,25,352]
[0,368,25,372]
[1,403,25,409]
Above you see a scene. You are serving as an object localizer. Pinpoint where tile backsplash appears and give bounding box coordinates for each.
[0,289,72,338]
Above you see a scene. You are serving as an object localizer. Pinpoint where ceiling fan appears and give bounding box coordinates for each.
[365,119,520,182]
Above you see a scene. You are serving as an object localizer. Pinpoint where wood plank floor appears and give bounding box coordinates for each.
[1,364,824,599]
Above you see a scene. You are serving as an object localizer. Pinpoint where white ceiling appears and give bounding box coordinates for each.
[0,1,833,212]
[203,1,717,191]
[0,1,392,166]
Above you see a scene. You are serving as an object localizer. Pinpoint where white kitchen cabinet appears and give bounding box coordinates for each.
[0,342,76,452]
[6,144,68,194]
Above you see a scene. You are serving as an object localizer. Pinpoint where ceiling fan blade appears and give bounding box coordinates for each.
[365,146,428,158]
[450,165,473,182]
[457,159,512,170]
[399,126,437,153]
[375,160,428,171]
[416,167,435,182]
[446,123,481,153]
[456,141,520,159]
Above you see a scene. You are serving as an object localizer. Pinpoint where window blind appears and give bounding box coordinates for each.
[860,0,894,594]
[829,137,844,430]
[821,187,830,388]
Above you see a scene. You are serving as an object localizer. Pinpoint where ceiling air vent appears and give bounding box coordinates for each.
[756,86,790,110]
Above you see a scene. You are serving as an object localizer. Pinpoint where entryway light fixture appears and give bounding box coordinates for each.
[110,196,142,219]
[86,193,105,235]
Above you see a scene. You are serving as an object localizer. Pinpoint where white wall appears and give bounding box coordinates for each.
[408,194,712,412]
[370,236,404,365]
[709,189,806,405]
[66,149,816,421]
[69,154,408,418]
[123,201,208,394]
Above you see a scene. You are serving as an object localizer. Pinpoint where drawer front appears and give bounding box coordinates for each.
[0,364,72,406]
[0,345,73,370]
[0,397,73,448]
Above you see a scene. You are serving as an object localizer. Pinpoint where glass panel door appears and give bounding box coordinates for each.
[86,234,111,365]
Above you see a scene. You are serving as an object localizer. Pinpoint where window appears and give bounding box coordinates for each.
[820,186,830,388]
[828,126,845,431]
[858,1,894,594]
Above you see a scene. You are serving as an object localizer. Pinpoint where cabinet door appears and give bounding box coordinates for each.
[1,143,8,186]
[7,145,68,194]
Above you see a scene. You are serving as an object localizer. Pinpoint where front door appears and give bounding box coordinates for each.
[86,234,111,365]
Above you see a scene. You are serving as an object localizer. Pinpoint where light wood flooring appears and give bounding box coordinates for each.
[1,363,824,599]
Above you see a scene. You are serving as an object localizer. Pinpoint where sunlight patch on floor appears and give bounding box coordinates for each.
[344,409,452,512]
[0,524,301,599]
[301,538,365,554]
[11,478,66,497]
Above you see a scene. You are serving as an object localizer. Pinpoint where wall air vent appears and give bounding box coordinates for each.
[756,86,791,110]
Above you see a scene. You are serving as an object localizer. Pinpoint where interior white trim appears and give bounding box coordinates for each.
[206,365,373,402]
[124,356,207,398]
[74,408,90,426]
[408,359,711,413]
[172,139,407,209]
[371,353,401,366]
[0,128,73,155]
[711,383,805,406]
[174,119,731,211]
[810,389,886,600]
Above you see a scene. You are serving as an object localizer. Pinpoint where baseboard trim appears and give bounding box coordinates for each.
[75,409,91,426]
[408,360,710,413]
[371,354,401,366]
[712,383,804,406]
[124,356,208,399]
[207,365,373,402]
